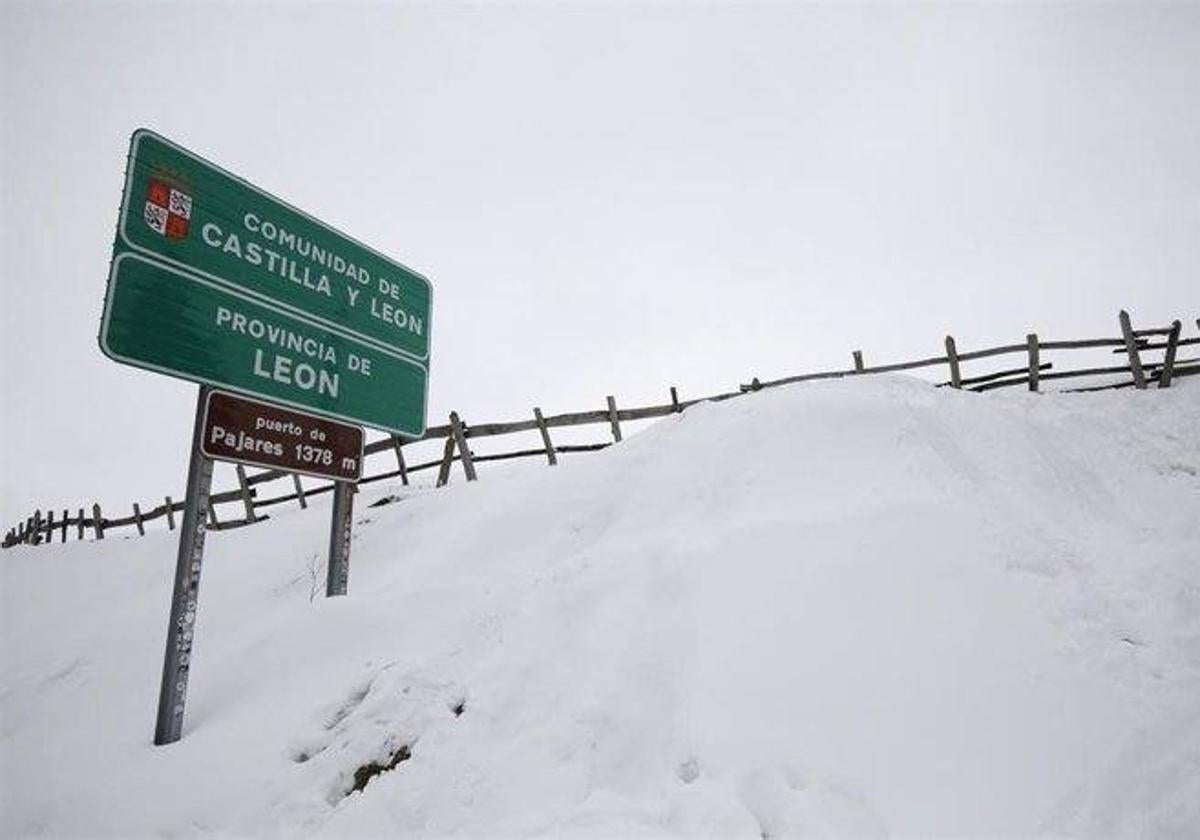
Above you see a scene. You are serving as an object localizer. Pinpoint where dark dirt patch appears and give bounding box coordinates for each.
[350,744,412,794]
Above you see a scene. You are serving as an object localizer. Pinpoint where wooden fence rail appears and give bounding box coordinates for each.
[5,309,1197,549]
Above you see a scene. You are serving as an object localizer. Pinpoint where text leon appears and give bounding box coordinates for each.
[215,306,374,399]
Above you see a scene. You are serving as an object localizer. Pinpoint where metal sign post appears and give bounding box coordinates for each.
[154,385,215,746]
[326,481,355,597]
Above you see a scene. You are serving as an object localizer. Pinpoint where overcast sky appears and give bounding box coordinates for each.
[2,1,1197,528]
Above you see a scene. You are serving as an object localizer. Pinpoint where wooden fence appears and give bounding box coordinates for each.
[5,309,1197,549]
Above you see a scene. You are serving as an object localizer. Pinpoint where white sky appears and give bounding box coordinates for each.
[2,1,1198,528]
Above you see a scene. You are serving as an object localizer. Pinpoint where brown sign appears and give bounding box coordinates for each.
[201,390,364,481]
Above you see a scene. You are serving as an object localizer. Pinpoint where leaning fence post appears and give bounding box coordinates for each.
[449,412,477,482]
[853,350,864,373]
[1118,310,1147,389]
[133,503,146,536]
[1026,333,1040,393]
[164,497,176,530]
[606,396,623,442]
[1158,320,1181,389]
[533,407,557,466]
[944,336,962,389]
[235,465,256,522]
[292,475,308,509]
[391,435,409,486]
[435,435,456,488]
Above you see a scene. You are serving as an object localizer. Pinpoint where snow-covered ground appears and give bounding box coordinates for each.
[2,376,1199,838]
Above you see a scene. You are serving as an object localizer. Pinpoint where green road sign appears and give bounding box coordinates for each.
[101,129,430,435]
[116,129,431,362]
[102,252,427,436]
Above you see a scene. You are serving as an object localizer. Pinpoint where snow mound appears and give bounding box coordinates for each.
[3,376,1199,838]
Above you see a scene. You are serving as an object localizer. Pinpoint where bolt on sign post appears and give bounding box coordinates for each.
[100,129,432,745]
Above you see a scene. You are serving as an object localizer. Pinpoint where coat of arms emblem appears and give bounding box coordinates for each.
[144,178,192,240]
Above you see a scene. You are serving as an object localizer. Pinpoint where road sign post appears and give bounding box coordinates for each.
[154,385,214,746]
[326,482,355,597]
[100,129,432,745]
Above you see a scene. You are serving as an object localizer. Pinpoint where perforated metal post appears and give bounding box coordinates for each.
[326,481,355,597]
[154,385,214,746]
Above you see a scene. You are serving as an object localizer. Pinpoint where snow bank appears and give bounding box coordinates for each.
[2,376,1199,838]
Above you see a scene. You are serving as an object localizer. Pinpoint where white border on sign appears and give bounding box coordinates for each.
[117,128,433,365]
[200,389,366,482]
[99,251,429,438]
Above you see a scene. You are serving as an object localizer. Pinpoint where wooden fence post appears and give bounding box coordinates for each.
[76,508,85,541]
[670,387,681,413]
[853,350,864,373]
[133,503,145,536]
[449,412,477,482]
[235,465,256,522]
[435,435,456,488]
[207,499,220,528]
[17,522,25,544]
[533,407,557,465]
[164,497,176,530]
[1026,334,1040,393]
[43,510,54,546]
[92,503,104,540]
[1158,320,1181,389]
[1118,310,1147,389]
[60,509,68,543]
[606,396,623,442]
[292,475,308,509]
[944,336,962,389]
[391,436,409,486]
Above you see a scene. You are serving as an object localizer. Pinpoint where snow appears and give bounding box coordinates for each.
[2,375,1199,838]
